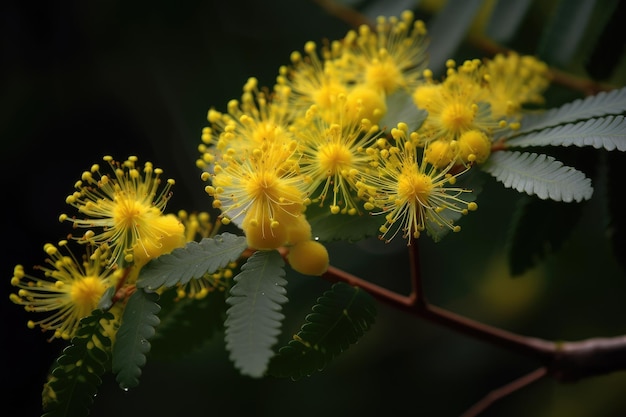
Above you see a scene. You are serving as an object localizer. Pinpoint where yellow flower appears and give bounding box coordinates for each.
[197,77,295,170]
[275,40,349,122]
[357,123,477,243]
[414,60,500,141]
[296,97,383,215]
[341,10,429,95]
[132,213,186,268]
[9,240,120,340]
[204,140,310,250]
[483,52,551,119]
[60,156,176,266]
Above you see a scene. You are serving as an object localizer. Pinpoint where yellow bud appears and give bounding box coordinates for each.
[133,214,186,267]
[424,140,456,169]
[457,130,491,164]
[287,240,329,276]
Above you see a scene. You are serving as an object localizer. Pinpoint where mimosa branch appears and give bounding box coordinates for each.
[317,242,626,415]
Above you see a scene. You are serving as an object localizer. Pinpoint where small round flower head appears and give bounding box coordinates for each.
[9,240,121,340]
[483,52,551,119]
[198,77,296,171]
[296,96,383,215]
[61,156,175,266]
[275,40,350,122]
[132,213,186,268]
[341,10,429,95]
[204,139,310,250]
[414,60,502,142]
[357,123,477,243]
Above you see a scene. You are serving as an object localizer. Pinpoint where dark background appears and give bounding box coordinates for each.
[3,1,626,416]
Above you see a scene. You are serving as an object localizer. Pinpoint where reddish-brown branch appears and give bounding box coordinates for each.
[459,367,548,417]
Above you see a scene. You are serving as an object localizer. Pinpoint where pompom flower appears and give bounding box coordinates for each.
[296,96,383,215]
[482,51,551,119]
[357,123,477,243]
[60,155,176,266]
[341,10,429,95]
[9,240,120,340]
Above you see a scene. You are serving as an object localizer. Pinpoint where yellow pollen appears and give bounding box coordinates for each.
[441,102,475,134]
[70,276,106,316]
[318,143,353,175]
[397,171,433,204]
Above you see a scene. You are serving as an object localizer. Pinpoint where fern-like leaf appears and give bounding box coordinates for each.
[42,310,113,417]
[112,289,160,390]
[267,282,377,380]
[482,151,593,202]
[224,250,288,378]
[136,232,247,291]
[518,86,626,133]
[507,115,626,151]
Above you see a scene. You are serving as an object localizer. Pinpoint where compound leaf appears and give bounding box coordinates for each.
[482,151,593,202]
[224,250,288,378]
[112,289,160,390]
[42,310,113,417]
[518,86,626,133]
[507,115,626,151]
[268,282,377,380]
[137,233,247,291]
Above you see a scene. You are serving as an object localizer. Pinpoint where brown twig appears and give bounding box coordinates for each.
[459,367,548,417]
[318,242,626,416]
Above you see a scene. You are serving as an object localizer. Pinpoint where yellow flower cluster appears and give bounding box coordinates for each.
[414,54,550,168]
[198,11,550,248]
[197,12,550,250]
[11,156,232,340]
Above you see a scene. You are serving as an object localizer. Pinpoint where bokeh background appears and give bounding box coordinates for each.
[3,0,626,416]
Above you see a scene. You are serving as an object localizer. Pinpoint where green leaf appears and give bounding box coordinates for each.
[136,232,247,291]
[42,310,113,417]
[268,282,376,380]
[224,250,288,378]
[485,0,534,43]
[378,90,428,132]
[506,195,586,276]
[112,289,160,390]
[150,288,228,359]
[507,115,626,151]
[536,0,598,66]
[425,0,484,75]
[517,86,626,133]
[482,151,593,202]
[306,202,382,242]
